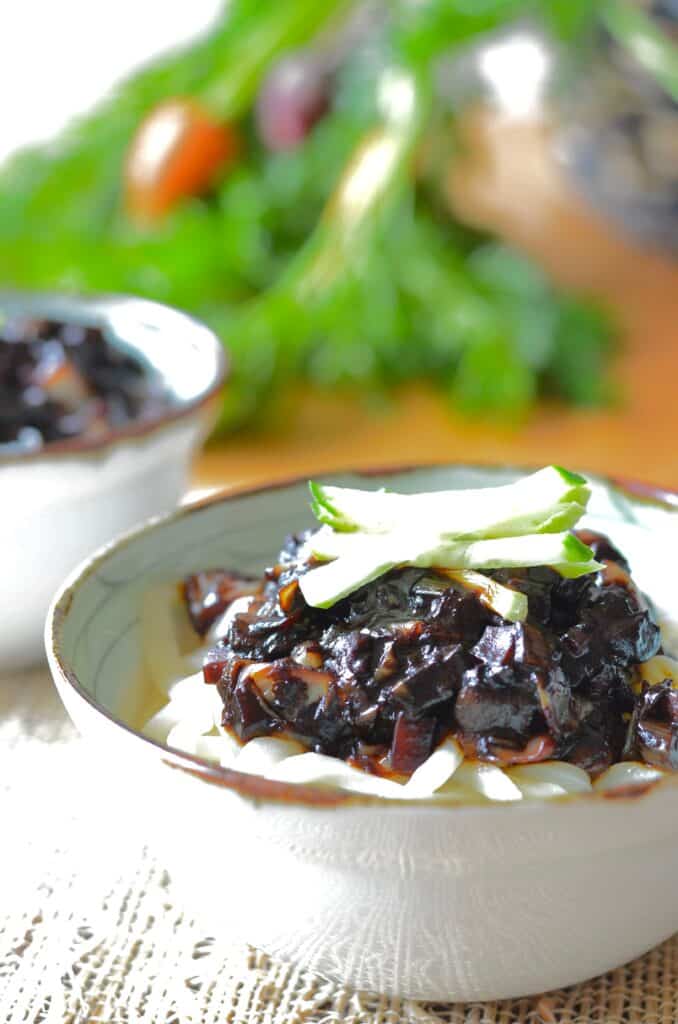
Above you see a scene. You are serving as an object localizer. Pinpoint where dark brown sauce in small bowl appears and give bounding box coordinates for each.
[0,314,170,454]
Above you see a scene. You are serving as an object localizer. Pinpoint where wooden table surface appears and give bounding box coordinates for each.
[193,111,678,495]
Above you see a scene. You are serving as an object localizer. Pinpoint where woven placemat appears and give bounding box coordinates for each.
[2,667,677,1024]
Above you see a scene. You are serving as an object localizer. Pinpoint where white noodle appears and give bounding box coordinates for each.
[141,584,204,698]
[206,595,256,646]
[447,762,522,802]
[263,752,406,798]
[593,761,665,792]
[506,761,592,798]
[234,736,306,773]
[401,738,463,798]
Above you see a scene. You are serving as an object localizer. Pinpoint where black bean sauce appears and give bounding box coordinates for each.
[184,530,667,778]
[0,316,169,452]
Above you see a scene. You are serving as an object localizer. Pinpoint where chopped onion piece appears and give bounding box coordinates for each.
[442,570,527,623]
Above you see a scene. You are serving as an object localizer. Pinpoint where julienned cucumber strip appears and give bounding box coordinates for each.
[308,480,360,533]
[428,532,600,571]
[554,466,587,487]
[309,466,589,537]
[300,467,598,610]
[531,501,588,534]
[300,541,412,608]
[313,493,589,538]
[299,531,601,609]
[315,471,590,533]
[306,500,587,561]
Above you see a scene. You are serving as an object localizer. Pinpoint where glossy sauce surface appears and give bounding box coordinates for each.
[0,316,169,452]
[182,529,675,779]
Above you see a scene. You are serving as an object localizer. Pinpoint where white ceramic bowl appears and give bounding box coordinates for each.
[1,291,226,669]
[46,465,678,1001]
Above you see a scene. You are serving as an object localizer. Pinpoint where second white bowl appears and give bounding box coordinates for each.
[1,291,226,668]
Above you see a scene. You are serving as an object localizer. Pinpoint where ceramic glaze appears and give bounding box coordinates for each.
[46,466,678,1000]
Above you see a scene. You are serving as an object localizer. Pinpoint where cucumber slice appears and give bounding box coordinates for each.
[300,467,599,609]
[300,549,530,620]
[309,466,589,538]
[299,530,601,609]
[299,538,406,609]
[304,524,378,561]
[308,480,360,533]
[306,499,587,560]
[424,532,601,573]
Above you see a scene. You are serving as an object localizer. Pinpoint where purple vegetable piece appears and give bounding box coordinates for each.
[256,50,331,151]
[390,713,436,774]
[183,570,260,636]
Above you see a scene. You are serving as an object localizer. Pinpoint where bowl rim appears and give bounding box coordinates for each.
[46,461,678,812]
[0,290,228,466]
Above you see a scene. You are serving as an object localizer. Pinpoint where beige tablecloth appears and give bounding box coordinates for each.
[2,667,678,1023]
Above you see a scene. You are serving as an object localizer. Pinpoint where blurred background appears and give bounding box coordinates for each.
[2,0,678,491]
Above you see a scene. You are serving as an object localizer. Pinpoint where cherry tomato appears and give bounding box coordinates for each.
[124,97,238,221]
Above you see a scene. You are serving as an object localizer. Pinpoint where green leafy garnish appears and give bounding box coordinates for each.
[0,0,614,430]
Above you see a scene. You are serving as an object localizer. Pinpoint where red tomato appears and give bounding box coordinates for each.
[124,97,239,221]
